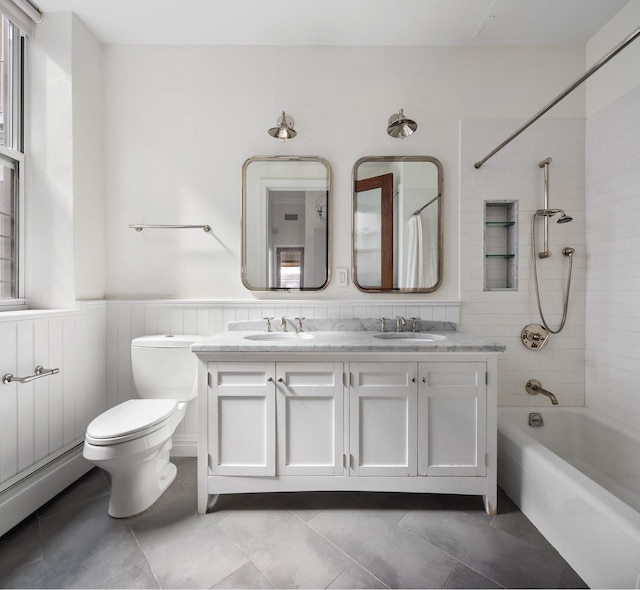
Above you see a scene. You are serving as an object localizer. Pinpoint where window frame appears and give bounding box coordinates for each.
[0,14,25,311]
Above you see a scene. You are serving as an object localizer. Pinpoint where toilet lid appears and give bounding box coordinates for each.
[86,399,178,445]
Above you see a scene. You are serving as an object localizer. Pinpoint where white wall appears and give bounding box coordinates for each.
[28,14,106,307]
[584,0,640,428]
[103,44,585,300]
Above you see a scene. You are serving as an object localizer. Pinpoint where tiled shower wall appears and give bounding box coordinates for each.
[105,300,460,452]
[459,119,586,407]
[585,85,640,428]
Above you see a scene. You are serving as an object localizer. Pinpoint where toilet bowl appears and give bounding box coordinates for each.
[83,334,206,518]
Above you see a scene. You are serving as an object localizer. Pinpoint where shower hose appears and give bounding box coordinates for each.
[531,216,574,334]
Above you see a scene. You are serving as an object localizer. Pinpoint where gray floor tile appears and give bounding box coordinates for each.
[0,559,48,589]
[1,458,587,590]
[40,495,147,589]
[443,563,502,589]
[211,562,274,589]
[399,509,568,588]
[218,495,354,589]
[558,565,589,589]
[309,506,459,589]
[38,468,110,521]
[128,496,248,589]
[270,491,364,522]
[0,514,43,577]
[96,560,160,589]
[327,563,389,589]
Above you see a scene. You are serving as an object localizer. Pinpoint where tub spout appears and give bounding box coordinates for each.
[526,379,559,405]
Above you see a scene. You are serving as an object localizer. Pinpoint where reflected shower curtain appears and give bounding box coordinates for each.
[406,214,423,288]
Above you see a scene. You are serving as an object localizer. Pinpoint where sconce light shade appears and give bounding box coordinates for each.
[268,110,297,141]
[387,108,417,139]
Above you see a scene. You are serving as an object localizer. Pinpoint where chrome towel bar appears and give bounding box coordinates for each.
[129,224,211,233]
[3,366,60,384]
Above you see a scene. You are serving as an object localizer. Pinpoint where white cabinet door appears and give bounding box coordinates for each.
[349,362,417,476]
[418,362,486,476]
[276,362,344,475]
[208,362,276,476]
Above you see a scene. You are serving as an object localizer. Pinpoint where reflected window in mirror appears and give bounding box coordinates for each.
[352,156,443,292]
[242,156,330,291]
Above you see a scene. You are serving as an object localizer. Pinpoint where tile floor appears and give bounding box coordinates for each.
[0,458,588,589]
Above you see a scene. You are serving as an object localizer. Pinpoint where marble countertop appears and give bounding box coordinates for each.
[191,328,506,354]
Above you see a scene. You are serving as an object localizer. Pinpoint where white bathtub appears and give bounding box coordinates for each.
[498,406,640,589]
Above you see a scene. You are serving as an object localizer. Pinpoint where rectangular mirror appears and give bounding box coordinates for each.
[353,156,443,292]
[242,156,330,291]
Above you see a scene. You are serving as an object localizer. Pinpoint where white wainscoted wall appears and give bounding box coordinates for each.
[0,303,106,535]
[459,119,586,407]
[106,300,460,455]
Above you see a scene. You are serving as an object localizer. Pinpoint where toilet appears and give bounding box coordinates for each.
[83,334,206,518]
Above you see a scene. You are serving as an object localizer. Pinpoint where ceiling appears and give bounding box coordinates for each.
[33,0,631,46]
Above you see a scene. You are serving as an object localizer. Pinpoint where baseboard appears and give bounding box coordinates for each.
[171,435,197,457]
[0,444,92,537]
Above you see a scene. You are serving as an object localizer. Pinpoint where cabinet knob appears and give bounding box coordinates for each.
[278,377,284,383]
[421,377,426,383]
[267,377,273,382]
[412,377,416,383]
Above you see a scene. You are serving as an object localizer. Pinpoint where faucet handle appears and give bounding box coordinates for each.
[263,317,274,332]
[380,317,390,332]
[409,317,421,332]
[281,316,288,332]
[294,317,305,332]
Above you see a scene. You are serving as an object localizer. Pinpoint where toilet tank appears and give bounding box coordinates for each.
[131,335,207,401]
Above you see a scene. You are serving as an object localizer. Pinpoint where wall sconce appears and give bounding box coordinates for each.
[268,111,297,141]
[387,108,417,139]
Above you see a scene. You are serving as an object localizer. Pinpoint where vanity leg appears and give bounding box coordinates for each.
[483,493,498,516]
[207,494,220,511]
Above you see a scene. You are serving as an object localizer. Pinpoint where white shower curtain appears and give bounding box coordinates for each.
[406,214,424,288]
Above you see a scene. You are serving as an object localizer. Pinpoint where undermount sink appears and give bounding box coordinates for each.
[374,332,446,341]
[244,332,315,341]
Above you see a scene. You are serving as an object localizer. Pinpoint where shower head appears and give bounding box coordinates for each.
[535,208,572,223]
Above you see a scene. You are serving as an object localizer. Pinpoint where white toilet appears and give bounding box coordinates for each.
[83,334,205,518]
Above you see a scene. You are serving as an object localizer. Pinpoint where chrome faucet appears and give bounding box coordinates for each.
[294,317,305,333]
[281,316,288,332]
[395,316,406,332]
[526,379,559,405]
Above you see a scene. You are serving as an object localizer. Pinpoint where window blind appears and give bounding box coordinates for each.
[0,0,42,36]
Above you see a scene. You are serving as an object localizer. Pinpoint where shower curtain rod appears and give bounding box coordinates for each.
[474,26,640,169]
[411,195,439,216]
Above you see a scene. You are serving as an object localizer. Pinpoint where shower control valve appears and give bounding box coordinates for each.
[521,324,550,351]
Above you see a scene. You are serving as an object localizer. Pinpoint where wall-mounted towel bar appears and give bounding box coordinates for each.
[3,366,60,385]
[129,224,211,233]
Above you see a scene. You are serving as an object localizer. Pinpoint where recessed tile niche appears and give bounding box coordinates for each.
[484,201,517,291]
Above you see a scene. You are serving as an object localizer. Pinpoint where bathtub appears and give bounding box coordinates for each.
[498,406,640,589]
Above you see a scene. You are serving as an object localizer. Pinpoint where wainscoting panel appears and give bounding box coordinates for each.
[0,303,106,536]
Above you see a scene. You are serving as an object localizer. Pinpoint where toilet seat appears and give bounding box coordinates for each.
[86,399,178,446]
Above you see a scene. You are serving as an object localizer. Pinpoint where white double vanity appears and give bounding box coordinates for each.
[193,319,505,515]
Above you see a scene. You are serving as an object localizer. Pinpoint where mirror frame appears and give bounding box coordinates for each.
[242,155,331,292]
[352,155,443,293]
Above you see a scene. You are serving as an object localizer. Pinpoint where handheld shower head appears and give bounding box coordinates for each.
[556,211,573,223]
